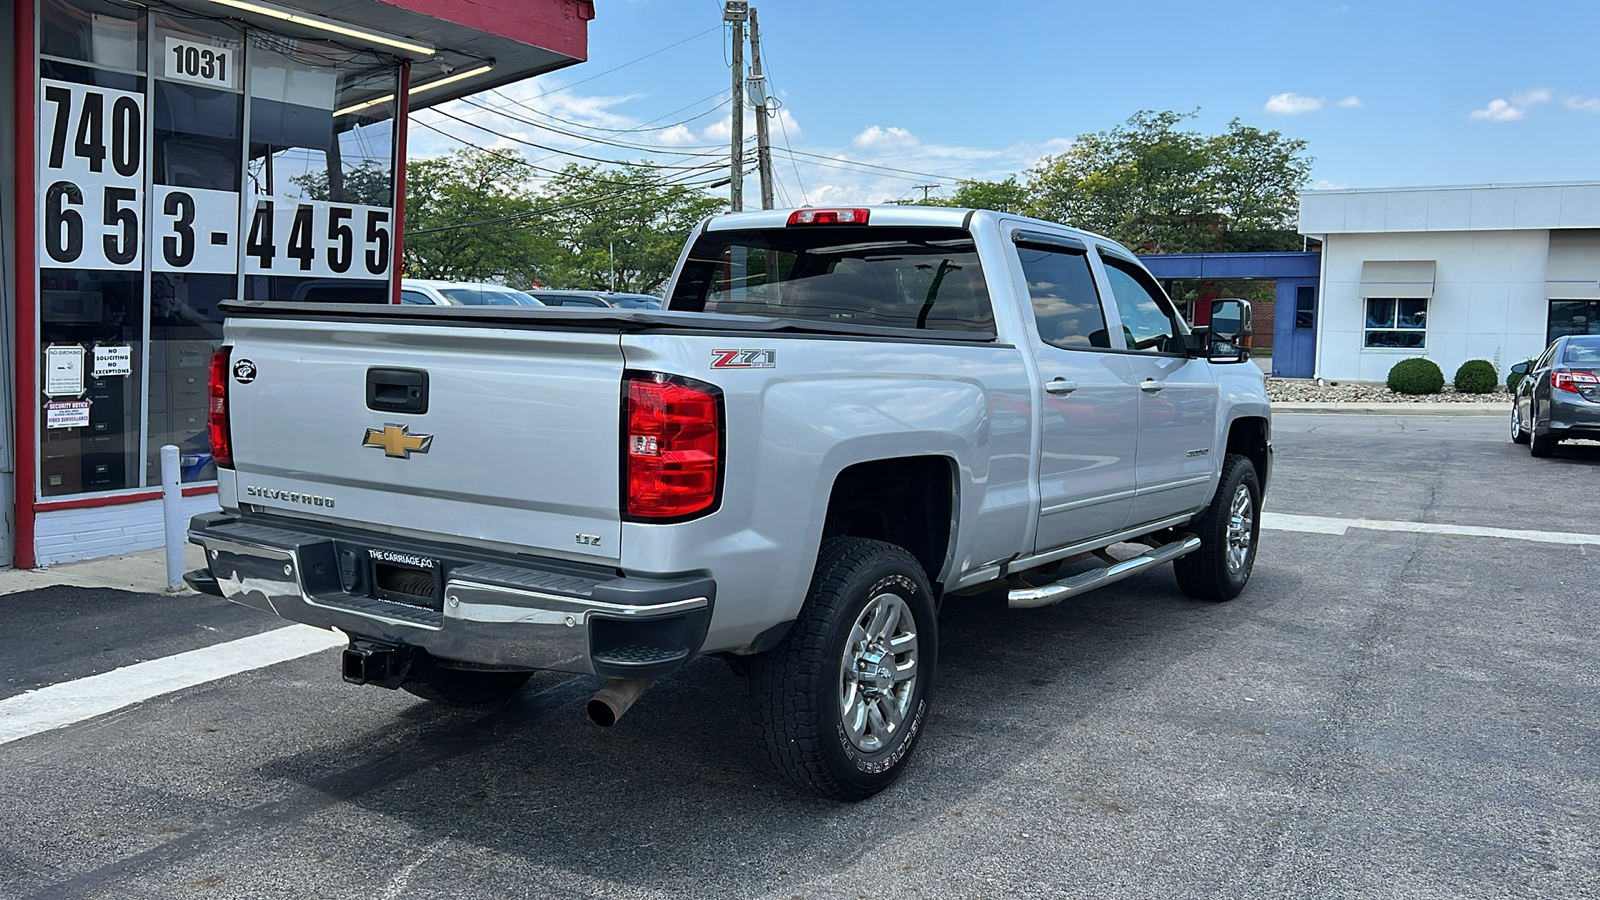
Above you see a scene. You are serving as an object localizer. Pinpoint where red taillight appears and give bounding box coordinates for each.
[1551,370,1599,393]
[208,347,233,468]
[625,374,721,519]
[787,208,870,226]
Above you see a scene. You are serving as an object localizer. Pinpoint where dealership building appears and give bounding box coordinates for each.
[1297,181,1600,383]
[1,0,591,567]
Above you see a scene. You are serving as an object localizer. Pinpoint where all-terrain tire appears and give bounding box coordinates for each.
[401,666,531,706]
[747,537,938,802]
[1174,453,1261,602]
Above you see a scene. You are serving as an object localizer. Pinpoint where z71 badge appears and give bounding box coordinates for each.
[711,349,776,369]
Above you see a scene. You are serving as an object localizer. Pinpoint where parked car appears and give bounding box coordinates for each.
[526,290,612,308]
[400,279,543,307]
[1510,334,1600,456]
[603,292,663,309]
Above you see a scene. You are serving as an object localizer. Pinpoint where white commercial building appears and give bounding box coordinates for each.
[1298,181,1600,383]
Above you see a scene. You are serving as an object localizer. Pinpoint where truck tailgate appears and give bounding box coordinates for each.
[224,318,624,561]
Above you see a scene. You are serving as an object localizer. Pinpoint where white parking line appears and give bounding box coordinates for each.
[0,624,345,747]
[1263,512,1600,546]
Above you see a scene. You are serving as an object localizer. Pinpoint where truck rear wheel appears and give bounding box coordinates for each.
[1174,453,1260,602]
[747,537,937,801]
[401,666,531,706]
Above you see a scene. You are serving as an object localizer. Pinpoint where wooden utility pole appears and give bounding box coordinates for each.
[747,7,775,209]
[725,2,747,211]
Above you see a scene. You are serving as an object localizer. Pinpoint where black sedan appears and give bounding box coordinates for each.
[1511,334,1600,456]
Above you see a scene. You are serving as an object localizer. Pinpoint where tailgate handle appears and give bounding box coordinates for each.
[366,368,429,414]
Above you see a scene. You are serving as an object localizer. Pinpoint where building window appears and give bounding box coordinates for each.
[1548,300,1600,344]
[34,0,402,499]
[1364,298,1427,349]
[1294,285,1315,329]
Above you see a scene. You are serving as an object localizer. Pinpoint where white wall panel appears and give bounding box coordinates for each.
[1318,230,1551,382]
[35,493,221,566]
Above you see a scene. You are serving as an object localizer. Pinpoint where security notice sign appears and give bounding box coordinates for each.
[38,79,146,271]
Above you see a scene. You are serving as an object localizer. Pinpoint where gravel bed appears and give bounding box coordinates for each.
[1266,378,1512,403]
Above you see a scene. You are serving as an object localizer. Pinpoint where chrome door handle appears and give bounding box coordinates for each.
[1140,379,1165,393]
[1045,379,1078,394]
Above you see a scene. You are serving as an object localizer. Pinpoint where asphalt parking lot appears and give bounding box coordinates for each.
[2,414,1597,900]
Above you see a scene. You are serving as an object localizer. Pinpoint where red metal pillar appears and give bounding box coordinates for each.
[13,0,36,568]
[390,60,410,304]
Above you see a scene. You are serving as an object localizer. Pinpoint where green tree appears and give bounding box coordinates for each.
[289,158,395,207]
[529,163,726,293]
[402,147,548,283]
[915,177,1030,213]
[1025,111,1312,253]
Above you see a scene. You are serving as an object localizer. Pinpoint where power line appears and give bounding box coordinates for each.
[455,96,737,157]
[483,86,732,137]
[419,106,734,170]
[770,147,970,183]
[535,24,722,98]
[406,166,738,238]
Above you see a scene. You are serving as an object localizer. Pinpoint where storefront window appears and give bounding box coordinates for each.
[34,0,403,499]
[37,2,149,497]
[1548,300,1600,343]
[146,14,245,486]
[243,39,398,303]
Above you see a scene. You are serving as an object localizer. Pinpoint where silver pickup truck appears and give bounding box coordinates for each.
[187,206,1270,800]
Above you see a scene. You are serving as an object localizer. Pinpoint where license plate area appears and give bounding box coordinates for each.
[367,548,443,611]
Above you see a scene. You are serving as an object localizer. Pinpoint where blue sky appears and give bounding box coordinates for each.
[410,0,1600,206]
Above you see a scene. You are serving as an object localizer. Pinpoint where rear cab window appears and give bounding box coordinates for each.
[1013,233,1110,350]
[669,226,995,334]
[1562,336,1600,364]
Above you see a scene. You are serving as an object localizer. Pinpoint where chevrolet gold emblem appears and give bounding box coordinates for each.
[363,424,434,459]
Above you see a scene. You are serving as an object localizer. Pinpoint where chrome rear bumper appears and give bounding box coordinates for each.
[188,513,714,678]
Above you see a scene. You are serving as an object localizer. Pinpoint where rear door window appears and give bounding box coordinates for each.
[1017,243,1110,350]
[670,226,995,333]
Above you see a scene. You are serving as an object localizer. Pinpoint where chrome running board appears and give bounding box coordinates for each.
[1007,535,1202,609]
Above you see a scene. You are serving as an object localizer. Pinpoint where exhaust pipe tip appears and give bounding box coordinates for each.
[586,677,656,727]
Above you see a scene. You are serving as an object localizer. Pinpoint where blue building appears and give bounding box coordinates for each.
[1139,252,1322,378]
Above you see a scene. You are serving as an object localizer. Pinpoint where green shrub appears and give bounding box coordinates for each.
[1453,359,1498,394]
[1507,358,1536,392]
[1386,357,1445,395]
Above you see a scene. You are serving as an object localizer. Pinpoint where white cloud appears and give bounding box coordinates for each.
[1469,98,1524,121]
[1511,87,1552,106]
[654,124,698,147]
[1264,93,1326,114]
[1567,95,1600,113]
[1337,95,1363,108]
[703,108,801,143]
[1312,179,1351,190]
[852,125,919,149]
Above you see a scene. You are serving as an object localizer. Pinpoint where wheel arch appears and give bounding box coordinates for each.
[1225,415,1271,494]
[820,455,958,593]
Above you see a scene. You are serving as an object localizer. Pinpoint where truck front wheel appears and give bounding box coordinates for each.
[1174,453,1261,602]
[748,537,938,801]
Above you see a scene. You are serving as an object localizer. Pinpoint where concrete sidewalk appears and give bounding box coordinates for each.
[0,543,205,596]
[1273,401,1511,416]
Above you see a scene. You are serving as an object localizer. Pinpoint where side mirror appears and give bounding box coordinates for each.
[1210,298,1252,342]
[1200,298,1252,363]
[1510,362,1530,375]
